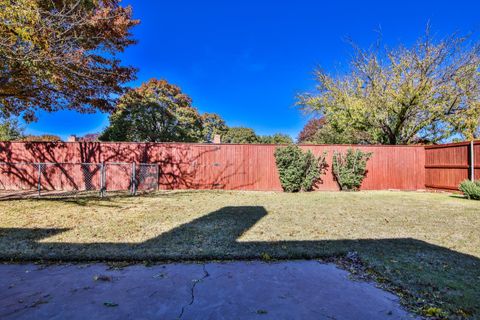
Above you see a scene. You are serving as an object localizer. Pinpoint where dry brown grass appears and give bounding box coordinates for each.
[1,191,478,256]
[0,190,479,318]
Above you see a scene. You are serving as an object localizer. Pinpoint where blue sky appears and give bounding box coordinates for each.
[26,0,480,140]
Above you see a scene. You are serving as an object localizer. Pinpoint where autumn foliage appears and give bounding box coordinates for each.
[20,134,61,142]
[100,79,202,142]
[0,0,139,121]
[100,79,232,143]
[297,118,326,143]
[299,31,480,144]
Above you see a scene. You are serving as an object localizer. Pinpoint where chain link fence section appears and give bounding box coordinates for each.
[135,164,159,194]
[0,162,159,198]
[39,163,102,196]
[103,162,133,195]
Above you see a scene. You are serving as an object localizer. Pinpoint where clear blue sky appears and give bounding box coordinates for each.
[26,0,480,140]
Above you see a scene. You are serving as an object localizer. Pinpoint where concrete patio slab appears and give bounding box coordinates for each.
[0,261,417,320]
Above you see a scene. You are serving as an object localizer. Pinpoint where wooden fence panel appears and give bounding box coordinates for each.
[0,142,426,191]
[301,145,425,191]
[425,141,478,190]
[475,142,480,181]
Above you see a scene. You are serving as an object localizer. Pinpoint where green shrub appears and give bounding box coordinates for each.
[274,145,327,192]
[332,148,372,191]
[459,180,480,200]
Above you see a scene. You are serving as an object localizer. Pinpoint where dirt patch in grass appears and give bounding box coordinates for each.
[0,190,479,318]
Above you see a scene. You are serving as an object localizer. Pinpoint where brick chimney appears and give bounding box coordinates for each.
[213,134,221,144]
[67,135,78,142]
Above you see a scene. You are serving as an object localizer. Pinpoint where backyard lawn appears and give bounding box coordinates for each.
[0,190,479,318]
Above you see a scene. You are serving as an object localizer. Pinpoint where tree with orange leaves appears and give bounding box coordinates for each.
[0,0,139,121]
[100,79,205,142]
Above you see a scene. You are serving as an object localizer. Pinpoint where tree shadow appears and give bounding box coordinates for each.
[0,206,477,262]
[0,206,479,316]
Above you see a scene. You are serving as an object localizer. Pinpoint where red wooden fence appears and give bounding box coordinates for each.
[0,142,426,191]
[425,141,478,190]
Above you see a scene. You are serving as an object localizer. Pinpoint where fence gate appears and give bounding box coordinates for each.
[102,162,132,196]
[135,164,159,193]
[103,162,159,195]
[1,162,159,197]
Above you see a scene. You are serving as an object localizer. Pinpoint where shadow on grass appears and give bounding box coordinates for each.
[0,206,479,317]
[0,189,224,203]
[448,194,477,202]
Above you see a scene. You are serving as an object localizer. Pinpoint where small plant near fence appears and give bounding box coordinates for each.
[459,180,480,200]
[274,145,327,192]
[332,148,372,191]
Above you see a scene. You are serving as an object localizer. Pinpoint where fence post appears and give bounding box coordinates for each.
[100,163,105,197]
[470,141,475,181]
[131,162,136,195]
[156,164,160,191]
[37,163,41,196]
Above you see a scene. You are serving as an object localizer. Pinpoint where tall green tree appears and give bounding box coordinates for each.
[0,0,138,121]
[222,128,293,144]
[201,113,228,142]
[222,127,259,144]
[298,30,480,144]
[0,117,24,141]
[259,133,293,144]
[100,79,203,142]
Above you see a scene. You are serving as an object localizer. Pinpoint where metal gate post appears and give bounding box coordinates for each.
[470,141,475,181]
[131,162,136,195]
[37,163,41,196]
[100,163,105,197]
[156,164,160,191]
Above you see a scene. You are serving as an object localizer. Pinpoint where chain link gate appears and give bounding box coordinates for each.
[135,163,160,194]
[103,163,159,195]
[0,162,159,197]
[103,162,132,195]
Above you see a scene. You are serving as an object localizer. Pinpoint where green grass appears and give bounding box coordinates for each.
[0,190,479,318]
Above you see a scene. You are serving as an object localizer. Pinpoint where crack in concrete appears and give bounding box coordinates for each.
[177,264,210,319]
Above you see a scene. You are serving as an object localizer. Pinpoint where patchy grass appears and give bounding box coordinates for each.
[0,190,479,318]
